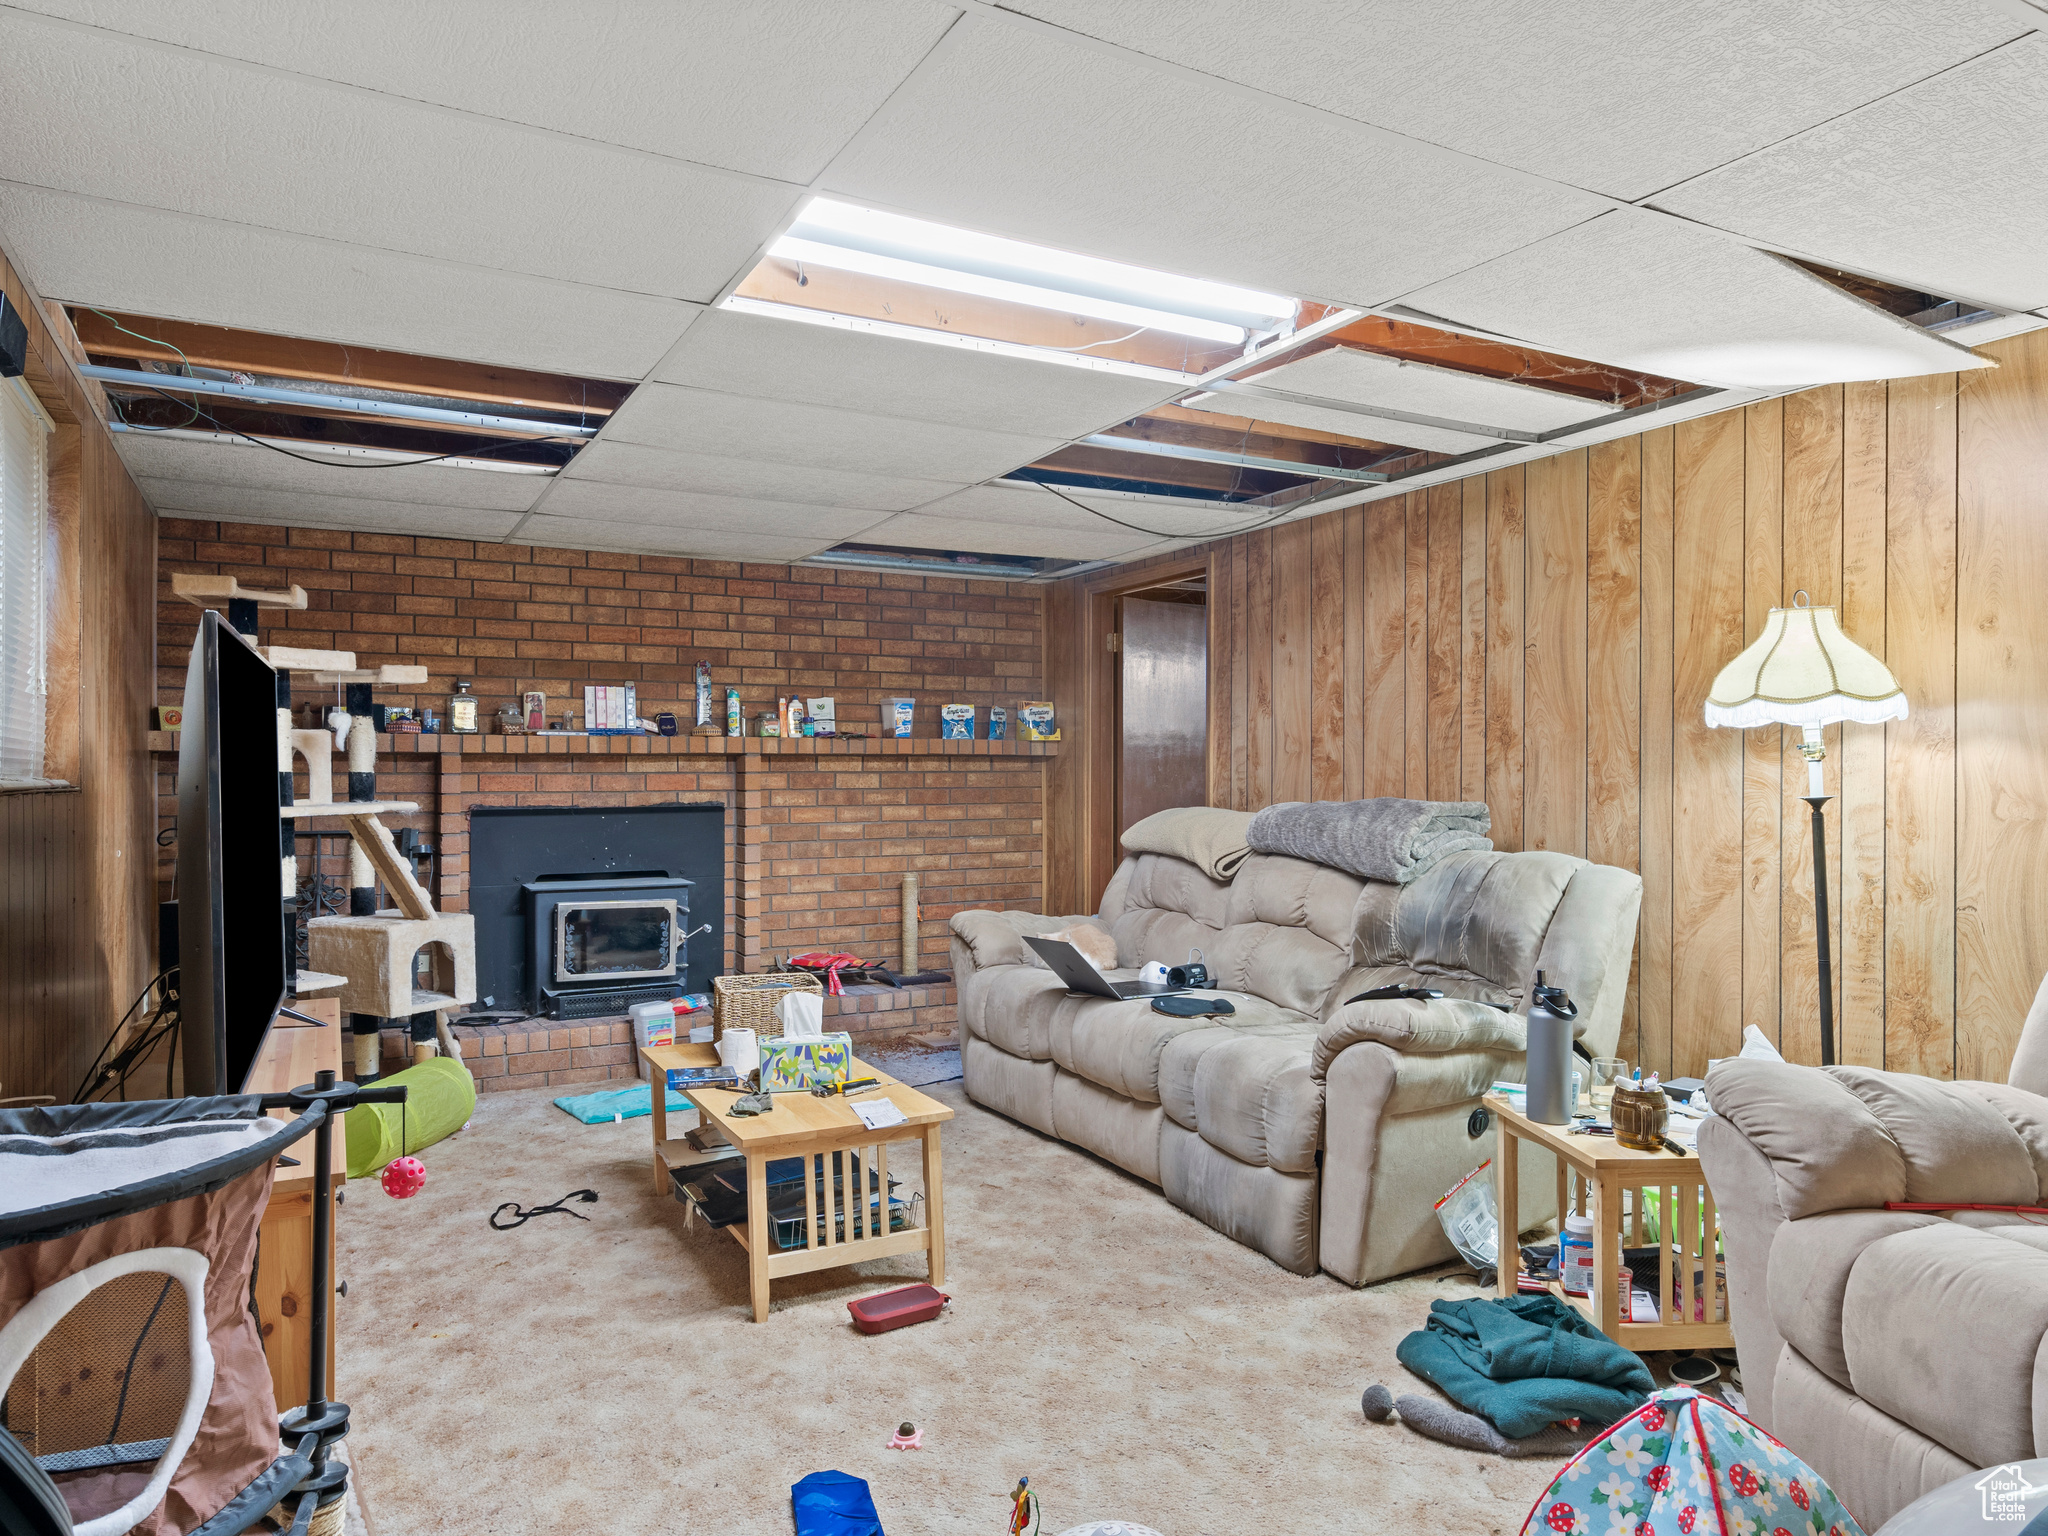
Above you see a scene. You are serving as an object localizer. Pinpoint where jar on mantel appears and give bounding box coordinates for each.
[447,679,480,735]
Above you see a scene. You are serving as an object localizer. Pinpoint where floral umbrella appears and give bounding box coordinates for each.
[1520,1387,1866,1536]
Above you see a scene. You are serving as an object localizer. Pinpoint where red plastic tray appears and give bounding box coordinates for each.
[847,1283,950,1334]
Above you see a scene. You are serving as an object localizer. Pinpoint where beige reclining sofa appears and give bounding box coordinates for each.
[1698,980,2048,1529]
[951,842,1641,1284]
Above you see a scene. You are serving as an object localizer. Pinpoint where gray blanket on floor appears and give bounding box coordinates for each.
[1246,797,1492,884]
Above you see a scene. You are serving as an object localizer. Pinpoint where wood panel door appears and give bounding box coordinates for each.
[1118,596,1209,835]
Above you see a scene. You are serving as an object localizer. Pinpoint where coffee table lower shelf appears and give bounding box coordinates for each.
[644,1045,952,1321]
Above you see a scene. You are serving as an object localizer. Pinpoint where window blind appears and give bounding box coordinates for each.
[0,376,51,785]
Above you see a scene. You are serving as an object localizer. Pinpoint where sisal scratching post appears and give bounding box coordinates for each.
[901,873,919,975]
[346,710,381,1080]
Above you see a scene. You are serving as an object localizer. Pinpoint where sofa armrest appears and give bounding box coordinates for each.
[948,909,1105,972]
[1311,996,1523,1079]
[1696,1109,1792,1432]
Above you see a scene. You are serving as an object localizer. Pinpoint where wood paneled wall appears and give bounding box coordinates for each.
[1053,329,2048,1082]
[0,245,157,1104]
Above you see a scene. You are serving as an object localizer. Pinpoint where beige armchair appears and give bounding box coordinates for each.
[1697,973,2048,1529]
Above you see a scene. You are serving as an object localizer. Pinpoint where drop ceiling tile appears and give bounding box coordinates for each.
[508,516,832,563]
[18,1,955,184]
[1210,345,1612,453]
[1253,348,1614,430]
[1404,210,1992,388]
[819,15,1606,308]
[0,10,796,301]
[1194,387,1500,456]
[1003,1,2024,201]
[600,383,1061,484]
[1655,35,2048,313]
[141,479,525,537]
[654,307,1183,438]
[530,477,884,540]
[0,182,700,380]
[559,439,958,513]
[115,434,550,511]
[852,510,1160,560]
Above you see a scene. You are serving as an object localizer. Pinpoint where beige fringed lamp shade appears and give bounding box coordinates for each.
[1704,596,1907,729]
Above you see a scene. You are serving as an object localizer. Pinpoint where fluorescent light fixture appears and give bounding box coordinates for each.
[778,197,1297,345]
[773,235,1246,344]
[718,296,1197,384]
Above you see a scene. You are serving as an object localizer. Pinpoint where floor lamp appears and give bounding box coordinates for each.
[1704,592,1907,1066]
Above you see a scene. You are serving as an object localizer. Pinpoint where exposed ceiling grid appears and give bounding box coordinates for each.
[0,1,2035,564]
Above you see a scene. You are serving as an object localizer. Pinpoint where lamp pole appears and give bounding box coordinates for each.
[1798,725,1836,1067]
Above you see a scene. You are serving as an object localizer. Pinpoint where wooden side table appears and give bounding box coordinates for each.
[1486,1092,1732,1352]
[643,1044,952,1322]
[248,998,346,1411]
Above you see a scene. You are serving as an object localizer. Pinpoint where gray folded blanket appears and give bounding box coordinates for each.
[1246,797,1492,884]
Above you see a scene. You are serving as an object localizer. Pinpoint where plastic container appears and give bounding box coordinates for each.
[1559,1211,1595,1296]
[1523,969,1579,1124]
[847,1283,950,1334]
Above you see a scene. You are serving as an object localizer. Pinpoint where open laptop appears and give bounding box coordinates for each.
[1024,935,1186,1000]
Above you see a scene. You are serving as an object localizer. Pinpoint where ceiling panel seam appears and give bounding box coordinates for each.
[1636,29,2042,206]
[701,6,974,314]
[968,0,2037,302]
[0,4,816,192]
[0,176,721,324]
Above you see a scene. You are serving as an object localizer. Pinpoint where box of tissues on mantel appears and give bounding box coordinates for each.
[759,991,852,1092]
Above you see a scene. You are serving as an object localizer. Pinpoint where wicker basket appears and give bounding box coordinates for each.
[712,972,822,1042]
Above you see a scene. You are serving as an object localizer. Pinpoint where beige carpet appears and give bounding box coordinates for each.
[338,1080,1568,1536]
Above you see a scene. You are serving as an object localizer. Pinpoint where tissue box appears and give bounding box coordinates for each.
[760,1032,853,1092]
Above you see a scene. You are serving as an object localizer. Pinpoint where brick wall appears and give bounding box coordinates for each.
[155,519,1043,735]
[153,518,1048,1042]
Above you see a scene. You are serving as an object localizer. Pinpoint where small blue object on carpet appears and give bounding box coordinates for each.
[552,1083,691,1124]
[791,1470,884,1536]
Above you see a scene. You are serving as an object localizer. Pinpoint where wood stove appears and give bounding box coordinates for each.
[464,803,724,1019]
[524,874,699,1019]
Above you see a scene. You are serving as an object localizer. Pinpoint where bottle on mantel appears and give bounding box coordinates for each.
[447,679,480,735]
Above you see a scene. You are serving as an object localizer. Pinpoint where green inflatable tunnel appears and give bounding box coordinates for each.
[346,1056,477,1180]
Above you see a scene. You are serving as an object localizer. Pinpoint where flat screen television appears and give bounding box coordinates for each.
[176,608,288,1095]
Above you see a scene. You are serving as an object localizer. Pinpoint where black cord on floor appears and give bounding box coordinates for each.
[489,1190,599,1229]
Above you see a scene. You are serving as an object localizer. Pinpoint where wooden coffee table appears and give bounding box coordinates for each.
[642,1043,952,1321]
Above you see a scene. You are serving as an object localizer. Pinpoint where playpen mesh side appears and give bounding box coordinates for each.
[4,1271,194,1475]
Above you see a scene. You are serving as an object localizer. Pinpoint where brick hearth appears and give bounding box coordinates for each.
[374,981,958,1092]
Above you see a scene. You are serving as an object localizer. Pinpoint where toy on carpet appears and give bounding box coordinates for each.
[380,1154,426,1199]
[345,1054,476,1178]
[1009,1477,1040,1535]
[792,1470,885,1536]
[1362,1383,1592,1458]
[887,1422,922,1450]
[1520,1385,1866,1536]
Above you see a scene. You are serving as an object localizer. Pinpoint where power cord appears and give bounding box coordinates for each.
[489,1190,599,1230]
[1036,476,1311,542]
